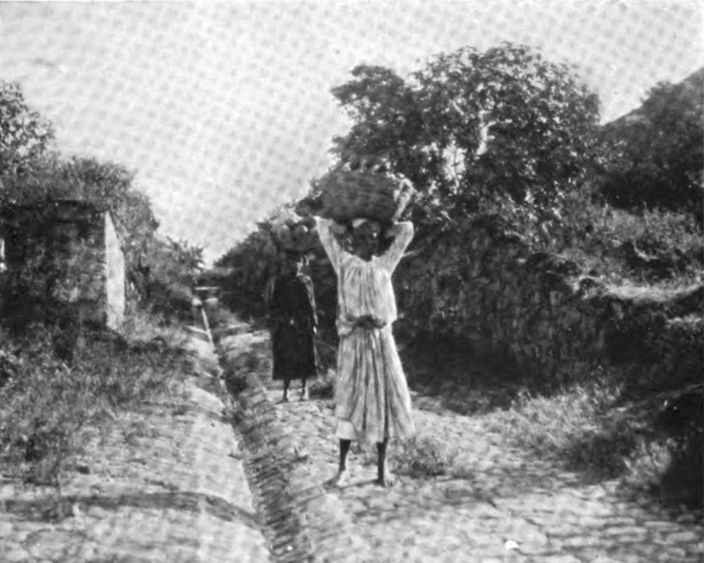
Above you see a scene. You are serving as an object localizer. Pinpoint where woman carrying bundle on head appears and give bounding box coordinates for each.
[314,211,415,487]
[268,248,319,402]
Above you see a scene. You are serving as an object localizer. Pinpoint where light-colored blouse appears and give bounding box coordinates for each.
[316,217,414,336]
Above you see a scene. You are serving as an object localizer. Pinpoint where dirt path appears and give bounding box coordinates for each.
[221,329,703,563]
[0,336,271,563]
[3,326,699,562]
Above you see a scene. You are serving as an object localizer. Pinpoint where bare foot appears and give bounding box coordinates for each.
[376,465,395,487]
[376,474,395,487]
[331,469,349,487]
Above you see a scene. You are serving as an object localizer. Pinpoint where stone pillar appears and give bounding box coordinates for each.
[104,213,126,329]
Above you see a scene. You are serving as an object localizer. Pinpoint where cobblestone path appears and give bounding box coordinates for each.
[0,336,271,563]
[221,330,703,563]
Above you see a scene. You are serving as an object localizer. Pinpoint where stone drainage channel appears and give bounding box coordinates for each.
[214,328,339,563]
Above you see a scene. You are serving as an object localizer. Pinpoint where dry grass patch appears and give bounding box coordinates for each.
[360,433,461,478]
[486,381,628,474]
[487,379,703,509]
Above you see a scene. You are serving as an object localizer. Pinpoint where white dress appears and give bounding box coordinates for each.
[316,218,415,444]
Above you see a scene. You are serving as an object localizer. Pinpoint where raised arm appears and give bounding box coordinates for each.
[378,222,414,273]
[267,277,283,330]
[298,275,318,331]
[314,216,343,274]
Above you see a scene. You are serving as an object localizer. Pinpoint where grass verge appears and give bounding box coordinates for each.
[486,380,703,509]
[0,313,190,491]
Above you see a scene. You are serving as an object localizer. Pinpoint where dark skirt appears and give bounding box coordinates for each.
[271,325,318,381]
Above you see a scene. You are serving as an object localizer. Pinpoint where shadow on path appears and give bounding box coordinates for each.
[1,490,261,529]
[400,338,532,416]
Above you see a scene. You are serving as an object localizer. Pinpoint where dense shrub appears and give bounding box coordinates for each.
[598,69,703,223]
[491,188,703,284]
[132,237,204,322]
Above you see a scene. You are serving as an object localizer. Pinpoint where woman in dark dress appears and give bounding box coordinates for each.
[269,250,319,402]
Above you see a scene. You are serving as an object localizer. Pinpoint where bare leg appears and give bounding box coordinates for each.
[339,439,351,471]
[333,439,351,486]
[376,439,393,487]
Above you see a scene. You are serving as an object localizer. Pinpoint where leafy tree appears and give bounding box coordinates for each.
[331,43,600,223]
[220,43,603,335]
[599,69,704,223]
[331,65,428,184]
[0,81,54,175]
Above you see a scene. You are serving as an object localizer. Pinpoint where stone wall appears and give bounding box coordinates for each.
[0,201,126,329]
[396,214,703,391]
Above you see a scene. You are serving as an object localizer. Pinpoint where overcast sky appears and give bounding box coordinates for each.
[0,0,701,263]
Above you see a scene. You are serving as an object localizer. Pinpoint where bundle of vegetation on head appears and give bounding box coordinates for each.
[269,207,317,255]
[318,164,415,225]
